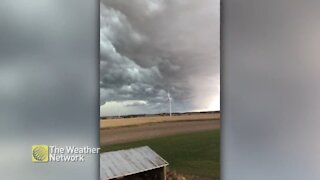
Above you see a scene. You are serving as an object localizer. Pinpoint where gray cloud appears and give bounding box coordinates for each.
[100,0,220,116]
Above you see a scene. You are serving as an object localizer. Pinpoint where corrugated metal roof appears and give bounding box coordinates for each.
[100,146,169,180]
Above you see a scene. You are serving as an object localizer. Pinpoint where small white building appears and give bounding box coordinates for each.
[100,146,169,180]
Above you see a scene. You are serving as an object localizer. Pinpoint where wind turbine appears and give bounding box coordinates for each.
[167,91,172,117]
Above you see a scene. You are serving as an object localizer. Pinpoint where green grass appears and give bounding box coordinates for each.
[101,129,220,178]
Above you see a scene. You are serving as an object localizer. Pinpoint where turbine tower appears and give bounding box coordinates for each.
[167,91,172,117]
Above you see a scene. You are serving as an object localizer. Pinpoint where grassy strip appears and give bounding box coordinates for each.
[101,129,220,178]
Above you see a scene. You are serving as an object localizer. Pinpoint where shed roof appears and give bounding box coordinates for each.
[100,146,169,179]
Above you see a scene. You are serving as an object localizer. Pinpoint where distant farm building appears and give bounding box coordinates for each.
[100,146,169,180]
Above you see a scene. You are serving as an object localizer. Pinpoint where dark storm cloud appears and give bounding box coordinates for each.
[100,0,220,116]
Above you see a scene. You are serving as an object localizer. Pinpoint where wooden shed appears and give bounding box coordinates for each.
[100,146,169,180]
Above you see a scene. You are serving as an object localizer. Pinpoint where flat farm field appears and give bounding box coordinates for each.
[100,113,220,129]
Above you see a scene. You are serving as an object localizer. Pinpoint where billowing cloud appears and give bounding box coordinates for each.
[100,0,220,116]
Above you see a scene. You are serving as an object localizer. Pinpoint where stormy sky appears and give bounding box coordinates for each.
[100,0,220,116]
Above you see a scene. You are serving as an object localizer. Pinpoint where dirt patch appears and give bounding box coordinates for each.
[100,113,220,129]
[100,120,220,146]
